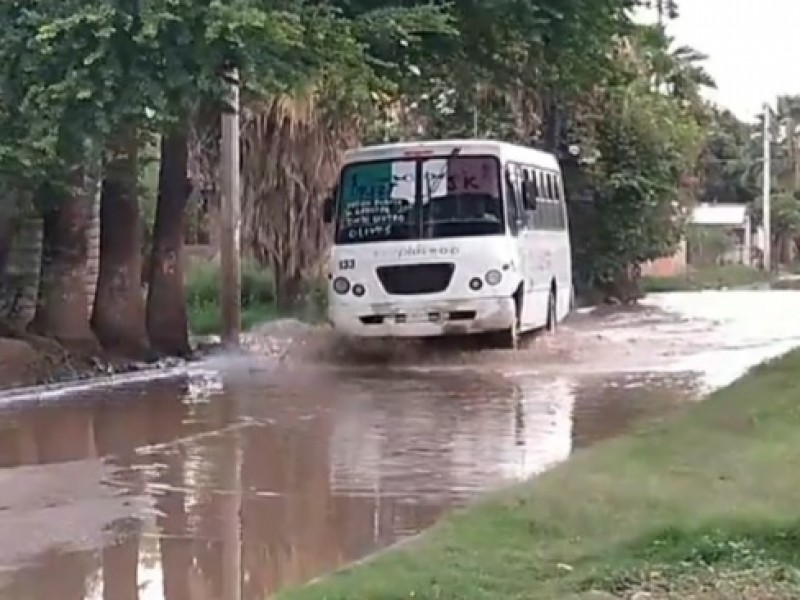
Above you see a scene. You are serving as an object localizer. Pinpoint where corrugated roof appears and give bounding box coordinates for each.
[691,203,748,226]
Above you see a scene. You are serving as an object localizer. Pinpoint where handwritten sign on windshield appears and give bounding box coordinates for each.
[338,161,415,240]
[446,156,499,196]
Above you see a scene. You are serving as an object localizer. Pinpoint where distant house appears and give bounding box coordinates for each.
[640,203,753,278]
[689,203,753,266]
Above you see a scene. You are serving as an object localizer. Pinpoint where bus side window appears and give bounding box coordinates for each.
[546,174,556,201]
[554,175,565,229]
[550,174,562,230]
[521,167,537,211]
[520,167,536,229]
[532,170,545,229]
[548,175,558,229]
[553,175,562,200]
[505,165,522,235]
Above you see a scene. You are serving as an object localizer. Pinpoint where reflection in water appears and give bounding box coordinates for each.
[571,372,698,448]
[0,364,700,599]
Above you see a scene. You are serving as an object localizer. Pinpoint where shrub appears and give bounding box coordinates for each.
[185,260,275,308]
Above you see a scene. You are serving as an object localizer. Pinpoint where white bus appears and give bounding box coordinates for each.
[322,139,572,349]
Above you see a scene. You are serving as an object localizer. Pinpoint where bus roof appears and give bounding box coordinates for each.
[343,139,560,169]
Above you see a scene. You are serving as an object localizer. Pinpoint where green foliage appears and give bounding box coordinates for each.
[574,84,704,290]
[184,260,327,334]
[185,260,275,309]
[184,260,276,335]
[769,192,800,238]
[686,224,735,266]
[357,0,638,144]
[699,107,759,205]
[0,0,387,191]
[0,0,726,301]
[642,264,770,293]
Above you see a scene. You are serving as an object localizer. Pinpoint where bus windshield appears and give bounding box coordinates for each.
[334,154,504,244]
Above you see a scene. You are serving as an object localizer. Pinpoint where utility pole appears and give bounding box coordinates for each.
[762,102,772,272]
[220,66,241,346]
[473,82,479,138]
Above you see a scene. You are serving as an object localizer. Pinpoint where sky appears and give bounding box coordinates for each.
[638,0,800,121]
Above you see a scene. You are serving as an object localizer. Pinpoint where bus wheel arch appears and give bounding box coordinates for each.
[512,283,524,323]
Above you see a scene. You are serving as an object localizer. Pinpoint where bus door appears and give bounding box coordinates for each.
[504,163,530,287]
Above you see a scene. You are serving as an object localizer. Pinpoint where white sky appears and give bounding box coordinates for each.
[638,0,800,121]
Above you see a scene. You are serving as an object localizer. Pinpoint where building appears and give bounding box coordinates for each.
[640,203,753,278]
[689,203,752,266]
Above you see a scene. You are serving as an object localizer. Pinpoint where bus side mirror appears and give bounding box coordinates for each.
[323,184,339,224]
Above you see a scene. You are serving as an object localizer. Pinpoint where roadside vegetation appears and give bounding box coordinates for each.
[642,264,772,293]
[184,261,326,336]
[279,350,800,599]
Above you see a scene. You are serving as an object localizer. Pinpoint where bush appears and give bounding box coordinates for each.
[183,260,328,335]
[185,260,275,308]
[642,264,770,293]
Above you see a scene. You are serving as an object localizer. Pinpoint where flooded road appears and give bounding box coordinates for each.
[0,290,798,599]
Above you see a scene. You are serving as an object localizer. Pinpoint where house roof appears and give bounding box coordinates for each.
[691,203,749,226]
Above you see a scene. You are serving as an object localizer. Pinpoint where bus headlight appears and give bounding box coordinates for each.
[352,284,365,297]
[469,277,483,291]
[485,269,502,286]
[333,277,350,294]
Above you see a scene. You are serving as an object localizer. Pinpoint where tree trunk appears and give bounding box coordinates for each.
[0,197,15,279]
[146,128,191,357]
[85,179,102,316]
[0,209,42,327]
[29,174,98,351]
[92,125,149,357]
[603,264,644,305]
[274,267,303,313]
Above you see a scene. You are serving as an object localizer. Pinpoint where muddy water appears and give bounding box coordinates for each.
[0,290,798,599]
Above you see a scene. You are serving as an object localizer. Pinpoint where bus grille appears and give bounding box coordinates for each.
[376,263,455,295]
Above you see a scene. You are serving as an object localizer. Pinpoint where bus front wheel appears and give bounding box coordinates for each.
[483,303,520,350]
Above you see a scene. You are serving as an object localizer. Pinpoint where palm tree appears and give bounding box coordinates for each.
[631,25,715,101]
[652,0,679,24]
[775,95,800,191]
[239,88,361,311]
[667,45,716,100]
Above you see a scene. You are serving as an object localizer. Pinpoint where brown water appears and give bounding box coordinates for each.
[0,290,798,599]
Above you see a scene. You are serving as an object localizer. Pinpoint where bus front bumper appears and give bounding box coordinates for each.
[328,296,516,338]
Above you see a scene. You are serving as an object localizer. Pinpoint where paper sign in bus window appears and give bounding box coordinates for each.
[446,157,500,196]
[338,161,416,239]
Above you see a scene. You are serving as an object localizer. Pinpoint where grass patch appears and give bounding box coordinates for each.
[643,264,771,293]
[185,261,325,336]
[187,301,280,337]
[771,277,800,291]
[277,350,800,599]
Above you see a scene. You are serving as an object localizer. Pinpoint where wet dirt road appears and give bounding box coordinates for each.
[0,290,799,599]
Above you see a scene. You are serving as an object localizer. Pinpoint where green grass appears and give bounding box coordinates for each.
[187,301,281,336]
[184,261,326,336]
[278,351,800,599]
[643,264,772,293]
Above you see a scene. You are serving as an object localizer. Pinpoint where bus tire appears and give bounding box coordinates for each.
[483,300,520,351]
[487,319,518,350]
